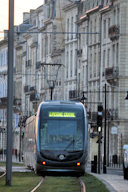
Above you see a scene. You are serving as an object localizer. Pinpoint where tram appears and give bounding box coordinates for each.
[24,100,88,176]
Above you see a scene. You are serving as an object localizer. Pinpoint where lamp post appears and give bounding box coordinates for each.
[81,91,87,105]
[97,103,103,174]
[103,83,107,173]
[6,0,14,186]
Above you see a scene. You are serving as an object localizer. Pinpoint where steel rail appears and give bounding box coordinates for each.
[77,177,86,192]
[0,167,6,178]
[30,177,45,192]
[0,171,6,178]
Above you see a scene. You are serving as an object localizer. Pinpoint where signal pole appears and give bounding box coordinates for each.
[97,104,103,174]
[6,0,14,185]
[103,83,107,173]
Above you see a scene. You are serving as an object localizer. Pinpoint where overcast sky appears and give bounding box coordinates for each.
[0,0,44,38]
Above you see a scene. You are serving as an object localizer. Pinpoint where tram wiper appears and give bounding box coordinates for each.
[64,139,75,151]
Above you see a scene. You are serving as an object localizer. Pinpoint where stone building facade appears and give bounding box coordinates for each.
[79,0,128,161]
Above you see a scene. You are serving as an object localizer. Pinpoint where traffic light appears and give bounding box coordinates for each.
[97,104,103,129]
[18,116,28,127]
[96,135,103,143]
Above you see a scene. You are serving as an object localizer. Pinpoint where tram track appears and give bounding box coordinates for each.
[30,177,45,192]
[30,176,86,192]
[77,177,86,192]
[0,167,6,178]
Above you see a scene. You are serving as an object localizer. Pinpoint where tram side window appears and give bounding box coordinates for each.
[40,121,47,148]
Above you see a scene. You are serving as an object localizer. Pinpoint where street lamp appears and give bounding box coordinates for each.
[81,91,87,104]
[103,83,107,174]
[49,80,55,100]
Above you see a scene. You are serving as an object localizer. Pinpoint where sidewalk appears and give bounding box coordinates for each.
[0,154,23,164]
[86,165,128,192]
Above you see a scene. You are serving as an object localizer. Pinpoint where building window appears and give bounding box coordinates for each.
[78,73,80,94]
[94,19,97,43]
[45,35,48,56]
[103,50,106,73]
[92,0,95,8]
[67,18,69,41]
[94,52,96,77]
[71,17,73,40]
[113,44,115,67]
[107,48,110,68]
[75,15,78,39]
[90,54,92,78]
[113,9,116,25]
[47,3,50,18]
[90,21,92,44]
[103,19,106,39]
[116,43,119,67]
[70,50,72,77]
[42,39,44,59]
[108,18,111,38]
[66,52,68,78]
[49,34,52,54]
[117,8,120,25]
[82,27,85,46]
[74,49,77,76]
[83,66,85,87]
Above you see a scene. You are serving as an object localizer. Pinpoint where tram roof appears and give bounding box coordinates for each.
[42,100,83,107]
[38,100,87,117]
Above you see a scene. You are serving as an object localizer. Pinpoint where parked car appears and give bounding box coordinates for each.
[123,145,128,179]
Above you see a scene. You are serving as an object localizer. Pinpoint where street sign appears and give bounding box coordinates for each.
[111,126,118,135]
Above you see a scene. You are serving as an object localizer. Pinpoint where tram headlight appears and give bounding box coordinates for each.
[77,162,81,166]
[42,161,46,165]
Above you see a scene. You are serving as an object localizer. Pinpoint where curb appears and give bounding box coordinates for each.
[88,172,117,192]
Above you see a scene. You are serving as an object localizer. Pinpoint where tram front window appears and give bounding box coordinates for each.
[40,119,84,151]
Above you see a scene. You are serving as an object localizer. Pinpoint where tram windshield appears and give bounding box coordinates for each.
[39,108,84,152]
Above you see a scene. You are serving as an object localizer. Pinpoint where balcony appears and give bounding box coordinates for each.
[0,97,21,110]
[29,86,36,92]
[13,98,21,106]
[105,67,119,83]
[24,86,37,95]
[108,25,120,41]
[30,93,40,102]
